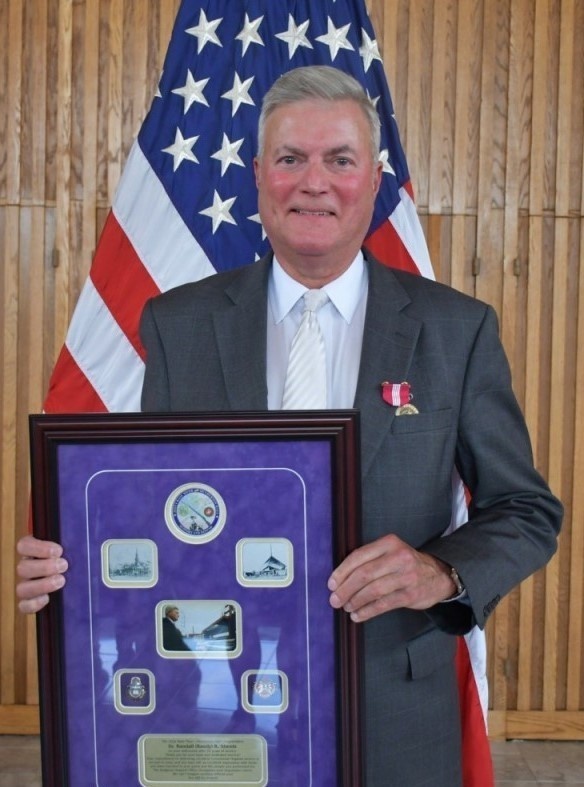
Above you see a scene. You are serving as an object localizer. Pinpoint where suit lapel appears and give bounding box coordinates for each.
[355,259,422,477]
[213,258,271,410]
[207,254,422,456]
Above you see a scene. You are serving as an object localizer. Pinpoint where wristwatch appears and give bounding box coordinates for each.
[449,566,465,596]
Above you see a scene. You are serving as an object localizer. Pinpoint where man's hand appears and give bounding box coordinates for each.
[16,535,68,614]
[327,534,457,623]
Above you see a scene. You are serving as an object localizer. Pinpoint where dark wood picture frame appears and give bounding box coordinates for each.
[29,411,363,787]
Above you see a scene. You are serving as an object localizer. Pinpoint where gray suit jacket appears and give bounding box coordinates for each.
[140,253,562,785]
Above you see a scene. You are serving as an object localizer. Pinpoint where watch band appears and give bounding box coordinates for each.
[449,566,465,596]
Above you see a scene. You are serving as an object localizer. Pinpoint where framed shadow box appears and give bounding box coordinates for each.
[29,411,363,787]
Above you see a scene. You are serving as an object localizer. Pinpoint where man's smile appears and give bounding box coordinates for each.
[291,208,334,215]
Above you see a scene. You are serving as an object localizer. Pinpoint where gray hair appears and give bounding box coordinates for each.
[257,66,381,161]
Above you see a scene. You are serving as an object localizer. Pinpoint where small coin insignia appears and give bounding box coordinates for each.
[395,404,419,416]
[254,679,278,699]
[127,676,146,700]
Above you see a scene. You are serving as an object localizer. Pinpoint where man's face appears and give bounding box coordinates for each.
[254,99,382,286]
[167,608,179,621]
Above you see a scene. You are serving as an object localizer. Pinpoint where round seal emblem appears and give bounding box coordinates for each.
[164,483,227,544]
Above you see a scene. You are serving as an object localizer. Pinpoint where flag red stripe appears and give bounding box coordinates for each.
[456,638,494,786]
[90,211,161,360]
[364,218,421,275]
[44,345,108,413]
[403,179,415,201]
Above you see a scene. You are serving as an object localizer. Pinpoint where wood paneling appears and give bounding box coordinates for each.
[0,0,582,738]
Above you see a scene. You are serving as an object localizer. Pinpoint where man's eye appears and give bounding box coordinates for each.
[279,156,297,165]
[335,158,351,166]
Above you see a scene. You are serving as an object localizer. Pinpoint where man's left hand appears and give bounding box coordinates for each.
[328,534,457,623]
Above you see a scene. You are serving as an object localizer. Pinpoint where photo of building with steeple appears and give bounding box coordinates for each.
[237,539,294,587]
[244,551,287,579]
[102,539,158,587]
[110,548,152,579]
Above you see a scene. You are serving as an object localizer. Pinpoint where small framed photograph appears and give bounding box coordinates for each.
[30,411,363,786]
[236,538,294,587]
[156,599,242,658]
[101,539,158,588]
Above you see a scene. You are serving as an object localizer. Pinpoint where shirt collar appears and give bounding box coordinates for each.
[269,252,367,324]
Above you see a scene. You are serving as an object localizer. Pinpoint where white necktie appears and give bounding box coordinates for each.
[282,289,329,409]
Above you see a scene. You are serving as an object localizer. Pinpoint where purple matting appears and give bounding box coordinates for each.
[56,438,338,786]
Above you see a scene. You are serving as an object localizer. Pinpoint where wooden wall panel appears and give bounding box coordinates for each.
[0,0,582,739]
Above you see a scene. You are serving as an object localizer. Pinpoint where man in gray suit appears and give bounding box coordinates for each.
[18,66,562,785]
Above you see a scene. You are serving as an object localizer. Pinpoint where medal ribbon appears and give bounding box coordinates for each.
[381,381,412,407]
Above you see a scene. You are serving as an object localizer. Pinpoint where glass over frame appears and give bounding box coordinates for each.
[29,411,363,787]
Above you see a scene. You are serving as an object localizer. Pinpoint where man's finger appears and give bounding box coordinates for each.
[16,535,63,560]
[328,534,401,591]
[15,573,66,601]
[18,595,50,614]
[16,557,68,581]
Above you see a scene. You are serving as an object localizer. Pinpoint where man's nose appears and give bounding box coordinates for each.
[300,161,328,194]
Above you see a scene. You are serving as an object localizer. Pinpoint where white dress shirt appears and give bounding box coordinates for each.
[267,253,368,409]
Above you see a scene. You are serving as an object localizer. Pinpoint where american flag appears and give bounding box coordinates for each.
[43,0,432,414]
[42,1,491,783]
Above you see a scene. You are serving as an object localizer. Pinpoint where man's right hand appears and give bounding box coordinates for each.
[16,535,68,613]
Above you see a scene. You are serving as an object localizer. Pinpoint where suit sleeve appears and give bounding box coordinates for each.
[422,305,563,633]
[140,298,171,412]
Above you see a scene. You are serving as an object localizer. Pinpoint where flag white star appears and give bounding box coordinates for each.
[211,134,245,176]
[161,128,199,172]
[171,70,210,114]
[276,15,313,58]
[248,213,267,240]
[359,29,382,72]
[379,149,395,176]
[186,9,223,53]
[315,17,354,61]
[199,191,237,234]
[221,73,255,117]
[236,14,264,55]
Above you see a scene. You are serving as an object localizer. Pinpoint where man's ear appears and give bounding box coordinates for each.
[253,157,260,187]
[373,160,383,196]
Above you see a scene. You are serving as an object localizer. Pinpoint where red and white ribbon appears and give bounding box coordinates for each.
[381,381,412,407]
